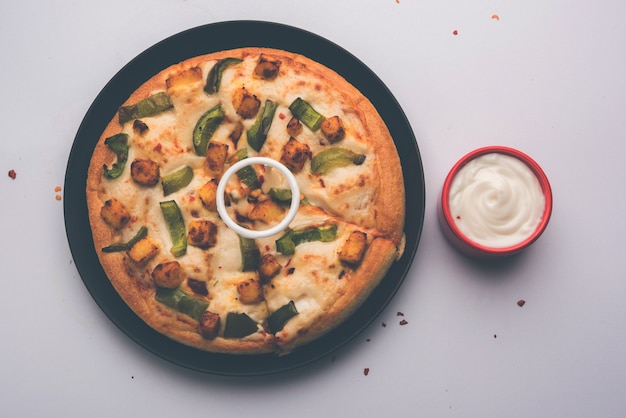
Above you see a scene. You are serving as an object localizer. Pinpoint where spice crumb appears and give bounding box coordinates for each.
[55,195,62,201]
[8,169,16,179]
[366,338,371,342]
[453,29,459,36]
[491,14,500,20]
[493,334,497,338]
[517,299,526,307]
[399,319,408,326]
[54,185,62,192]
[364,368,370,376]
[396,311,404,316]
[381,322,387,328]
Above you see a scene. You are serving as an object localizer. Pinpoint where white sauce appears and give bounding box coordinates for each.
[448,153,545,248]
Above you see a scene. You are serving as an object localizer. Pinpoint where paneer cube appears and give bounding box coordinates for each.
[280,137,311,172]
[237,278,264,304]
[248,200,285,224]
[187,219,218,249]
[253,55,281,80]
[338,231,368,266]
[198,311,220,340]
[131,158,160,186]
[259,254,282,283]
[165,66,203,90]
[100,198,131,230]
[232,88,261,119]
[205,142,229,177]
[127,237,159,265]
[151,260,186,289]
[198,179,218,211]
[286,116,303,137]
[321,116,346,143]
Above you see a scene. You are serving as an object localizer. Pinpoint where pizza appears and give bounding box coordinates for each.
[86,47,405,355]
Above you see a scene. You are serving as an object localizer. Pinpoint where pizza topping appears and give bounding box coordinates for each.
[269,187,292,203]
[198,179,219,211]
[239,235,261,272]
[254,55,281,80]
[118,92,173,125]
[101,226,147,253]
[267,300,298,333]
[258,253,282,283]
[275,224,338,255]
[205,142,229,177]
[165,66,203,90]
[286,116,303,137]
[155,287,208,321]
[338,231,368,266]
[310,147,366,175]
[232,151,261,190]
[248,200,285,224]
[198,311,221,339]
[161,165,194,196]
[132,119,149,135]
[187,219,218,249]
[151,261,186,289]
[130,159,160,186]
[237,278,264,304]
[229,121,244,146]
[159,200,187,257]
[204,58,243,94]
[288,98,325,131]
[247,99,278,151]
[102,133,129,179]
[233,87,261,119]
[192,104,226,156]
[100,198,131,230]
[127,237,160,265]
[223,312,258,338]
[187,278,208,296]
[320,116,346,143]
[280,137,312,172]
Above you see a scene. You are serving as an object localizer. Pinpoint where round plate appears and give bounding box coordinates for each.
[64,20,425,376]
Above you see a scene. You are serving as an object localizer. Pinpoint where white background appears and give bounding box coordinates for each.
[2,0,625,417]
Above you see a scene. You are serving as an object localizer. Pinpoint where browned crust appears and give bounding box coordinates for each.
[274,237,399,352]
[86,47,405,355]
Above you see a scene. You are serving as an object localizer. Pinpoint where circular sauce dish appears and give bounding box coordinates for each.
[438,146,552,258]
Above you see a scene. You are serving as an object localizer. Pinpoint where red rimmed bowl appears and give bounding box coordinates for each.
[438,146,552,258]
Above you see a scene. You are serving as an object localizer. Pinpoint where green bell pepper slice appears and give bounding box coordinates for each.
[155,287,208,321]
[162,165,194,196]
[101,226,148,253]
[223,312,258,338]
[204,58,243,94]
[310,147,366,175]
[160,200,187,257]
[267,301,299,333]
[288,97,325,131]
[239,235,260,272]
[247,99,278,151]
[275,224,338,255]
[118,92,173,124]
[192,104,225,156]
[102,133,129,179]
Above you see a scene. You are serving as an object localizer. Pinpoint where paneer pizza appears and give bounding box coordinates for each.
[86,47,405,355]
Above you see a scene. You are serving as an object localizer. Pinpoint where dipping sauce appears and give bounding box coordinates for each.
[449,153,545,248]
[439,146,552,257]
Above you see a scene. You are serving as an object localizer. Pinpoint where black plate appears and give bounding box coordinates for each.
[64,21,425,376]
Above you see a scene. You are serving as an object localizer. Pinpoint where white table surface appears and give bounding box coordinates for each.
[2,1,625,416]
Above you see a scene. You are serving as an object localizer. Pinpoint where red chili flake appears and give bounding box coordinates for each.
[279,112,286,120]
[363,368,370,376]
[189,195,196,202]
[8,169,16,179]
[453,30,459,36]
[396,311,404,316]
[399,319,408,326]
[265,245,271,251]
[456,215,461,220]
[153,143,162,152]
[517,299,526,307]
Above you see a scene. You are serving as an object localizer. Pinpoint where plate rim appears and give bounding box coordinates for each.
[64,20,425,376]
